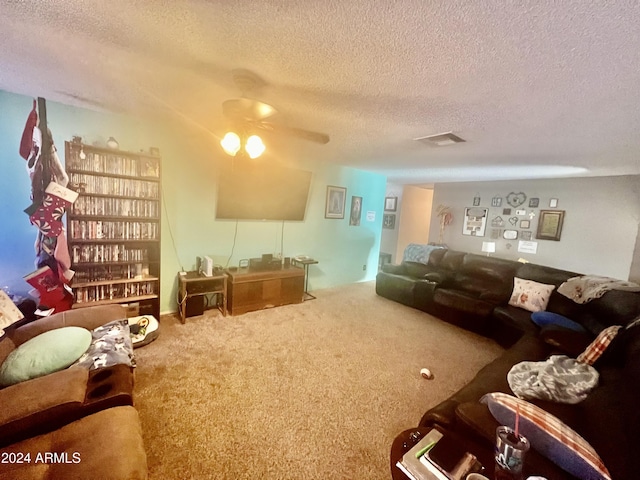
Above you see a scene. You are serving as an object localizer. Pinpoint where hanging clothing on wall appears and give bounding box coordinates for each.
[19,98,75,313]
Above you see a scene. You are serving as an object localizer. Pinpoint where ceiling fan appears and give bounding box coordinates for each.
[220,69,330,158]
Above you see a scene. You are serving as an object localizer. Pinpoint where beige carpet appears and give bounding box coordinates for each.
[133,281,504,479]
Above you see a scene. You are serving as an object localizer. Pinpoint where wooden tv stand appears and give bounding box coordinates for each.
[225,267,304,315]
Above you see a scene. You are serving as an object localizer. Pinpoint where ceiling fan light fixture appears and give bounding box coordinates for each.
[245,134,265,159]
[221,132,241,156]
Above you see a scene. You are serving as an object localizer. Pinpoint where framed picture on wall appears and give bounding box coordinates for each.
[325,186,346,219]
[384,196,397,212]
[383,214,396,229]
[462,207,488,237]
[536,210,565,241]
[349,196,362,226]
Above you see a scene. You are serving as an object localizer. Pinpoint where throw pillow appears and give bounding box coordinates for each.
[0,326,92,387]
[530,311,587,332]
[508,277,555,312]
[481,392,611,480]
[576,325,622,365]
[73,319,136,370]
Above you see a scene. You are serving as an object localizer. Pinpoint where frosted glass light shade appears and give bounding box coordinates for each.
[245,135,265,159]
[221,132,241,156]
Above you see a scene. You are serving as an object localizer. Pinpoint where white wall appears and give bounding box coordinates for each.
[429,176,640,280]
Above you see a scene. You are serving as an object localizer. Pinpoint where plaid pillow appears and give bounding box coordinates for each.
[481,392,611,480]
[577,325,622,365]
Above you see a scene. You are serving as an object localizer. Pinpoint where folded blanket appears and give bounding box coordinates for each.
[507,355,599,404]
[402,243,445,264]
[557,275,640,304]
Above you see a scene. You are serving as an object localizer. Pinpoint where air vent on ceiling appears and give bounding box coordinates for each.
[414,131,466,147]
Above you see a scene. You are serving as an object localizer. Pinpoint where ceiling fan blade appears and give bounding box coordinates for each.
[222,98,278,121]
[262,123,330,144]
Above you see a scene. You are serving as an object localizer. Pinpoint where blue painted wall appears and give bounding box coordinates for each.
[0,89,386,313]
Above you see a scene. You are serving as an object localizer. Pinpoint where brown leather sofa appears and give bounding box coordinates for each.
[380,247,640,479]
[376,247,640,345]
[0,305,147,480]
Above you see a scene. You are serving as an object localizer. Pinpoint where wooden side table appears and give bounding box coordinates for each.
[391,426,494,480]
[177,271,227,323]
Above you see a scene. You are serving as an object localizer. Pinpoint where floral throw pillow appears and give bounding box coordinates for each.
[508,277,556,312]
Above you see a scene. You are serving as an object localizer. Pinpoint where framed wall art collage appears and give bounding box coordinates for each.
[466,193,565,253]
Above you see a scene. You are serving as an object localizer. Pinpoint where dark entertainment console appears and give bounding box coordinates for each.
[225,267,305,315]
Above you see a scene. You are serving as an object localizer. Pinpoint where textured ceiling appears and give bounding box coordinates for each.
[1,1,639,184]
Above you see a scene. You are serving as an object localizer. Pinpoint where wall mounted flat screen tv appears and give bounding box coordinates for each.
[216,166,312,221]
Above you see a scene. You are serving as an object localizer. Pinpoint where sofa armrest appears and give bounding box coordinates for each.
[539,325,592,357]
[0,366,89,447]
[381,263,406,275]
[9,305,127,346]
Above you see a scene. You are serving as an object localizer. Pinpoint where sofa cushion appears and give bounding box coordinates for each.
[0,405,147,480]
[0,327,91,387]
[508,277,556,312]
[530,311,587,333]
[439,250,466,271]
[433,289,496,317]
[375,272,417,307]
[481,392,611,480]
[381,263,405,275]
[423,271,451,284]
[403,261,432,278]
[538,326,593,358]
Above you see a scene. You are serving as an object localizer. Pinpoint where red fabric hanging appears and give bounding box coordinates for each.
[19,99,38,160]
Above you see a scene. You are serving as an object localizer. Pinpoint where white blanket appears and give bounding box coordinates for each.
[558,275,640,304]
[507,355,599,404]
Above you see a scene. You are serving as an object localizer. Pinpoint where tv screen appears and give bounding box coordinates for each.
[216,166,312,221]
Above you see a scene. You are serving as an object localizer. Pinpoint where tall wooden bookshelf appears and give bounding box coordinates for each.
[65,140,161,319]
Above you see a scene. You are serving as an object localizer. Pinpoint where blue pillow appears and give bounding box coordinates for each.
[531,311,586,332]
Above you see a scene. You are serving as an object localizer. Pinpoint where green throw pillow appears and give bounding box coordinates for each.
[0,326,92,387]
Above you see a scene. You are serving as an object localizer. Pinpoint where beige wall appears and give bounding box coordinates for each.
[428,175,640,280]
[395,185,434,261]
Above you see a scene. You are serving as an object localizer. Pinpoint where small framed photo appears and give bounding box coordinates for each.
[536,210,565,241]
[384,196,397,212]
[383,213,396,229]
[473,196,481,206]
[492,196,502,207]
[503,208,511,215]
[520,220,530,229]
[529,197,539,208]
[549,198,558,208]
[521,231,532,240]
[325,186,347,219]
[349,196,362,226]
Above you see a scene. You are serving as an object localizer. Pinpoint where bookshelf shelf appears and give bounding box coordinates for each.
[66,141,161,319]
[71,294,159,309]
[72,276,159,289]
